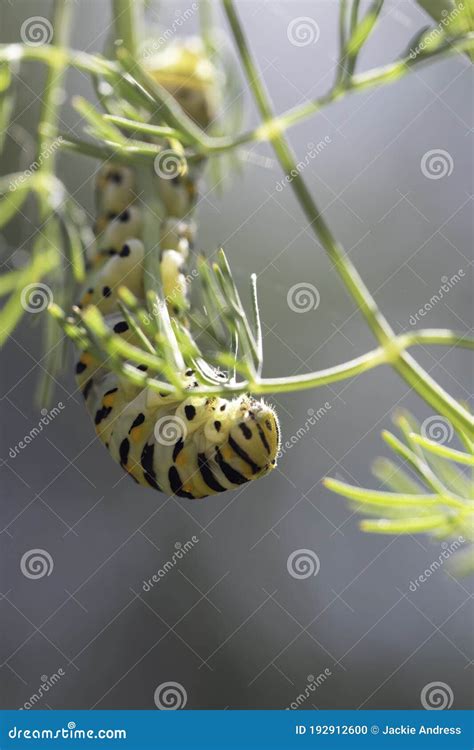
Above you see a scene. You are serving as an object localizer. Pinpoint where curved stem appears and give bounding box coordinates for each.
[36,0,72,177]
[222,0,472,436]
[410,435,474,467]
[265,34,474,139]
[400,329,474,350]
[2,32,472,158]
[174,330,472,398]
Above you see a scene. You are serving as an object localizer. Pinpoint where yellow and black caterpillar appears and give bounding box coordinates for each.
[73,44,280,499]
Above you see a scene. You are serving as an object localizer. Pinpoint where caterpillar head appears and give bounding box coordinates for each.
[228,398,281,478]
[143,38,218,129]
[177,392,280,493]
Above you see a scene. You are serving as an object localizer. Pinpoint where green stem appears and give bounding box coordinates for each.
[395,352,472,433]
[2,32,472,158]
[349,0,361,35]
[223,0,392,347]
[36,0,72,177]
[112,0,139,58]
[268,33,474,138]
[410,435,474,467]
[400,329,474,350]
[103,114,186,142]
[222,0,472,436]
[228,330,473,396]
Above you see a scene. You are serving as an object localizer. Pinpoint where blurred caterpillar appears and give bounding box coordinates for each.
[74,41,280,498]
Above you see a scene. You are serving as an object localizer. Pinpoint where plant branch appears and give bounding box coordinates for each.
[35,0,73,176]
[1,31,472,158]
[222,0,472,435]
[112,0,139,58]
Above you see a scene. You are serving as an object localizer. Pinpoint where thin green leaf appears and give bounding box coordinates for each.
[371,457,424,494]
[0,182,30,228]
[410,433,474,467]
[360,514,451,534]
[323,477,442,507]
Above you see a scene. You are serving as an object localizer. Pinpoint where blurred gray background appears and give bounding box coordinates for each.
[1,0,473,711]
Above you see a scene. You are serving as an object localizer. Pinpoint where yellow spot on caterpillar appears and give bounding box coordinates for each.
[81,352,94,367]
[176,451,187,467]
[103,392,117,408]
[130,425,144,443]
[222,445,233,461]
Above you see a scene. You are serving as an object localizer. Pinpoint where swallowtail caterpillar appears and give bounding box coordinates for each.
[74,40,280,499]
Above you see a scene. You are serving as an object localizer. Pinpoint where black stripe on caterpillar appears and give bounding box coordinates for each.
[75,161,280,498]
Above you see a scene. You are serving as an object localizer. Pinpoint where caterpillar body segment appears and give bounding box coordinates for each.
[79,238,146,314]
[75,52,280,497]
[88,377,279,498]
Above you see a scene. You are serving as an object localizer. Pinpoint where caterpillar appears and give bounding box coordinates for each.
[73,42,280,499]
